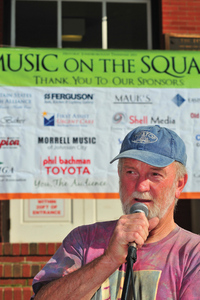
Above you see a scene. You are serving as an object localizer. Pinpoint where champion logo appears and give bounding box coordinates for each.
[131,131,158,144]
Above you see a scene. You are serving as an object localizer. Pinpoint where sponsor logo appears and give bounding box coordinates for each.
[44,93,94,104]
[151,116,175,125]
[114,94,152,104]
[129,116,148,124]
[172,94,186,107]
[41,156,91,175]
[132,131,158,144]
[0,138,20,149]
[0,162,15,180]
[43,112,55,126]
[118,138,123,145]
[113,113,127,124]
[38,137,96,144]
[191,113,199,119]
[0,92,32,109]
[188,97,200,103]
[195,134,200,147]
[0,116,26,126]
[43,112,94,127]
[56,113,94,127]
[196,134,200,141]
[0,166,14,176]
[113,114,175,127]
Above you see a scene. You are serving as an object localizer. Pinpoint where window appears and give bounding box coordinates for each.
[12,0,152,49]
[107,2,148,49]
[16,1,57,47]
[62,1,102,48]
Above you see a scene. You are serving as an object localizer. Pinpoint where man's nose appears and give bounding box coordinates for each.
[135,176,150,192]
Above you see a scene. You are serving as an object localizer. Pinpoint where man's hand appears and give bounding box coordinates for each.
[104,213,159,266]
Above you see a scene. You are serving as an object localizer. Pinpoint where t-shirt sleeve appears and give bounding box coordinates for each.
[32,227,84,297]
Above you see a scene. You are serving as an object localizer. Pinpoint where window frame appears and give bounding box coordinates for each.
[11,0,152,49]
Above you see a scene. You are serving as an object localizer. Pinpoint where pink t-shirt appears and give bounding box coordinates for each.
[32,221,200,299]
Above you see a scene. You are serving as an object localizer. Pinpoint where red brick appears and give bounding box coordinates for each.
[0,279,26,286]
[0,264,3,277]
[12,244,21,256]
[38,243,46,255]
[0,288,3,300]
[26,256,50,262]
[0,244,3,256]
[55,243,61,250]
[22,265,31,278]
[4,264,12,277]
[0,257,25,263]
[47,243,55,255]
[13,264,22,278]
[23,287,32,300]
[13,288,22,300]
[162,0,200,35]
[4,243,12,255]
[21,244,29,256]
[4,288,13,300]
[30,243,37,255]
[27,279,33,287]
[31,265,40,278]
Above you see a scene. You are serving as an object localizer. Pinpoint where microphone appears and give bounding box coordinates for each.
[121,203,149,300]
[129,202,148,217]
[128,203,149,260]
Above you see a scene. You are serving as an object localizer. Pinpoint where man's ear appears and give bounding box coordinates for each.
[175,173,188,199]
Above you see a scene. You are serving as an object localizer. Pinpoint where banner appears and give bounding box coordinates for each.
[0,48,200,199]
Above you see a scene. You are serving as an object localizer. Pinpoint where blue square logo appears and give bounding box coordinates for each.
[172,94,186,107]
[43,112,55,126]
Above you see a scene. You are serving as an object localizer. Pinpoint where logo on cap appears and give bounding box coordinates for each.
[131,131,158,144]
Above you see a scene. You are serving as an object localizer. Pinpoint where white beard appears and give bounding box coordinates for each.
[119,183,176,220]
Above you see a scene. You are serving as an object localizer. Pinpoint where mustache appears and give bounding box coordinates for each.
[131,191,154,201]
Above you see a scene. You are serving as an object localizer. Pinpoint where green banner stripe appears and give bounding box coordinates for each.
[0,48,200,88]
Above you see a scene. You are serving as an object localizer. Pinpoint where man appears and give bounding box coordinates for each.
[31,125,200,300]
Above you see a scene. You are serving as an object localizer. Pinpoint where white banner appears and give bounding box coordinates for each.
[0,48,200,199]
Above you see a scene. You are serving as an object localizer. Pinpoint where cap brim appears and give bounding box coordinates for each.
[110,149,174,167]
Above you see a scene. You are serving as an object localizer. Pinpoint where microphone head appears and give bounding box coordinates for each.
[129,203,148,218]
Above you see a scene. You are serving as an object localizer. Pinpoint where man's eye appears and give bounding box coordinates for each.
[126,170,137,175]
[152,172,162,177]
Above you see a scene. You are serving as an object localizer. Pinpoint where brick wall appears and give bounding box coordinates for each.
[0,242,61,300]
[162,0,200,34]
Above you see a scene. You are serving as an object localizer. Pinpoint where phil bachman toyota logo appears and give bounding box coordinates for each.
[113,113,127,124]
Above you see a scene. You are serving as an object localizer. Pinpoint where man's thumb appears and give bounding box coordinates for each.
[149,217,159,231]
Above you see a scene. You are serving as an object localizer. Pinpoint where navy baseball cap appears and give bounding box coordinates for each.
[110,125,187,167]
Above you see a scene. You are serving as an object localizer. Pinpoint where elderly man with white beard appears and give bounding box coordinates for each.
[31,125,200,300]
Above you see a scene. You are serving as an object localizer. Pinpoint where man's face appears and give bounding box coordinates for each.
[119,158,179,219]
